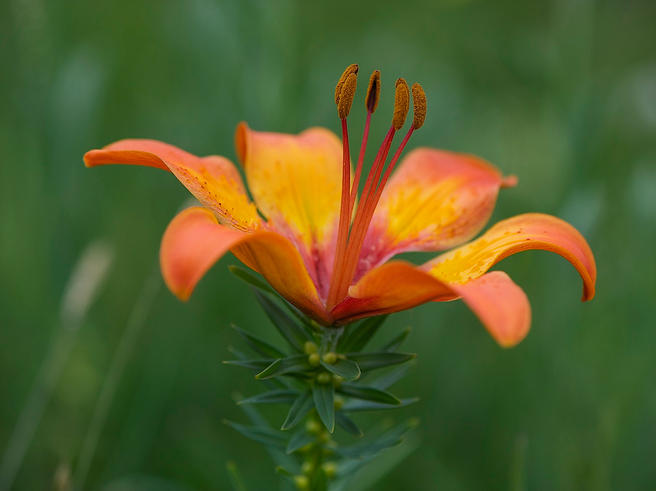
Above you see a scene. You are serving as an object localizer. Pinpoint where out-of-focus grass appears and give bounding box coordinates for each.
[1,0,655,489]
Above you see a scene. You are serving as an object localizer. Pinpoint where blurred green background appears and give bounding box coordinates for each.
[1,0,655,489]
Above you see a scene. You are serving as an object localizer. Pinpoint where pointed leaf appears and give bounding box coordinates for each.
[342,397,419,412]
[255,291,312,351]
[229,265,277,294]
[224,359,275,370]
[275,465,294,477]
[336,412,363,437]
[286,428,314,454]
[337,384,401,405]
[345,352,415,372]
[338,419,418,458]
[281,391,313,430]
[369,365,410,390]
[338,316,387,353]
[256,355,310,379]
[226,461,247,491]
[381,327,411,352]
[320,358,360,381]
[231,324,286,358]
[224,420,285,449]
[238,390,299,405]
[312,383,335,433]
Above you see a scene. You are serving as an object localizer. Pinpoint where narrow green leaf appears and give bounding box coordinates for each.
[312,383,335,433]
[320,358,360,381]
[224,359,275,370]
[255,291,312,351]
[381,327,411,352]
[226,461,248,491]
[238,390,299,405]
[224,420,285,449]
[369,365,410,390]
[286,429,314,454]
[336,412,363,437]
[337,384,401,405]
[255,355,309,379]
[345,352,415,372]
[281,391,313,430]
[229,265,277,294]
[338,419,418,458]
[341,397,419,412]
[338,316,387,353]
[231,324,286,359]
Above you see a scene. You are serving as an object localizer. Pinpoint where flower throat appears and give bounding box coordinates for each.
[326,64,427,310]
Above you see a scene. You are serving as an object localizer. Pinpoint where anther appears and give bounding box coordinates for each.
[365,70,381,113]
[334,63,359,105]
[337,72,358,119]
[392,78,410,130]
[411,82,427,129]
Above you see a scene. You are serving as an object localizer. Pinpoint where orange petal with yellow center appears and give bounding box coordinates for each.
[426,213,596,301]
[332,262,531,347]
[356,148,516,279]
[235,122,344,298]
[84,139,261,231]
[161,207,327,323]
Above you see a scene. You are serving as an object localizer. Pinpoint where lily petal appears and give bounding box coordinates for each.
[235,122,343,298]
[450,271,531,347]
[161,207,327,323]
[426,213,596,301]
[356,148,516,279]
[84,139,261,231]
[333,262,530,347]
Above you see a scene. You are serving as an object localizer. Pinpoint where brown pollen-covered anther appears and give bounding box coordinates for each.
[411,82,427,129]
[365,70,381,114]
[392,78,410,130]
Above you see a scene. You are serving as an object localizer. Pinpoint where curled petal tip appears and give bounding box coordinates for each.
[501,174,518,188]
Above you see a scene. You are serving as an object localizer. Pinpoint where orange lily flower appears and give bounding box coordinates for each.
[84,65,596,347]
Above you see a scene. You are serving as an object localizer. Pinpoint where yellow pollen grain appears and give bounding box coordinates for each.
[337,72,358,119]
[392,78,409,130]
[335,63,359,105]
[411,82,427,129]
[365,70,381,113]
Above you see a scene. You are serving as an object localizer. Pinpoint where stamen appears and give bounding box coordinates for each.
[328,65,358,309]
[392,78,410,130]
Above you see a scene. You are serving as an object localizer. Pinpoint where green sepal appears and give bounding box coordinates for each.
[337,419,418,458]
[237,389,299,405]
[381,326,411,352]
[336,412,363,437]
[337,384,401,405]
[281,391,313,430]
[224,359,275,370]
[229,265,277,295]
[231,324,286,359]
[337,315,387,353]
[256,355,310,379]
[286,428,314,454]
[254,291,312,352]
[345,352,415,372]
[320,358,360,381]
[312,383,335,433]
[224,420,286,449]
[341,397,419,412]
